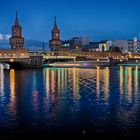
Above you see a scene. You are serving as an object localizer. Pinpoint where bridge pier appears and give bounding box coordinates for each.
[30,55,43,68]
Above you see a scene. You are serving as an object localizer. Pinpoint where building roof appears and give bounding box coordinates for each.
[14,11,20,26]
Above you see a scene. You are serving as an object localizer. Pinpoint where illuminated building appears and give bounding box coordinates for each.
[62,37,90,50]
[9,12,24,50]
[62,37,82,50]
[49,17,62,51]
[99,40,110,52]
[108,38,140,53]
[128,37,140,53]
[62,40,70,49]
[0,12,29,61]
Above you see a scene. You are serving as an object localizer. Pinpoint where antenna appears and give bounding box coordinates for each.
[43,42,45,51]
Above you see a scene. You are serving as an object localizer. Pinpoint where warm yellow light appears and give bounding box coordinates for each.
[96,66,100,95]
[135,66,138,95]
[97,59,99,62]
[120,66,123,95]
[10,59,14,62]
[9,69,15,114]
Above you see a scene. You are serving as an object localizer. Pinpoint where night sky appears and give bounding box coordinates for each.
[0,0,140,42]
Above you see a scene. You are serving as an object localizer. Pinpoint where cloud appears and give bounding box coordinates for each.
[5,34,11,40]
[0,33,11,40]
[0,33,4,40]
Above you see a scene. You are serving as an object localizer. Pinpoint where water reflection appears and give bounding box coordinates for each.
[120,66,123,95]
[10,69,15,97]
[32,71,37,90]
[73,68,79,98]
[96,66,100,95]
[51,70,56,94]
[57,68,61,93]
[0,67,138,109]
[45,68,80,96]
[0,66,140,138]
[124,67,128,95]
[64,68,68,92]
[45,68,50,97]
[0,64,4,96]
[9,69,16,116]
[128,67,132,97]
[119,66,138,103]
[104,67,109,99]
[32,90,39,112]
[134,66,138,95]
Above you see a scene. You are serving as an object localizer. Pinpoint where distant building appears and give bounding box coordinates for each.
[99,40,110,52]
[63,36,140,53]
[109,40,129,53]
[72,37,82,49]
[62,40,70,49]
[128,37,140,53]
[81,40,110,52]
[9,12,24,49]
[62,37,90,50]
[81,42,100,52]
[81,37,90,45]
[62,37,80,50]
[49,17,62,51]
[108,38,140,53]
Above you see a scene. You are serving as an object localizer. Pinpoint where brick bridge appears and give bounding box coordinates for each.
[0,49,140,68]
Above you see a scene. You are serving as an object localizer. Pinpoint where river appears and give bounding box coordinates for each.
[0,66,140,139]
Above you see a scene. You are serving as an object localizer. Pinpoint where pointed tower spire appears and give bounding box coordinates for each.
[15,11,19,26]
[49,17,62,51]
[10,11,24,49]
[54,16,57,29]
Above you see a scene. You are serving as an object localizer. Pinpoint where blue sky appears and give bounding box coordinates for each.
[0,0,140,42]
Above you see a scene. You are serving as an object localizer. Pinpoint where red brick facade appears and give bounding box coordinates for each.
[49,17,62,51]
[9,12,24,49]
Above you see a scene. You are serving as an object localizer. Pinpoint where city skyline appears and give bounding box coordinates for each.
[1,1,140,139]
[0,0,140,42]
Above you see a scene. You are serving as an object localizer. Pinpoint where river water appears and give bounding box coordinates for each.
[0,66,140,139]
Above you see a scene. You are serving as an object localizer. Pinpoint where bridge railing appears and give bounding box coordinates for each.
[43,55,76,59]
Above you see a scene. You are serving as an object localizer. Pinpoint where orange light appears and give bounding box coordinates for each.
[10,59,14,62]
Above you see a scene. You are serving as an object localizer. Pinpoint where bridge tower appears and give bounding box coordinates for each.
[49,17,62,51]
[10,12,24,49]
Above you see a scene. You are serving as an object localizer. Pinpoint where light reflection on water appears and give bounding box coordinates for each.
[9,69,16,116]
[0,66,140,138]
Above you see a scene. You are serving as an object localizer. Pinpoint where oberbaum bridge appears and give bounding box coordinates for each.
[0,13,140,68]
